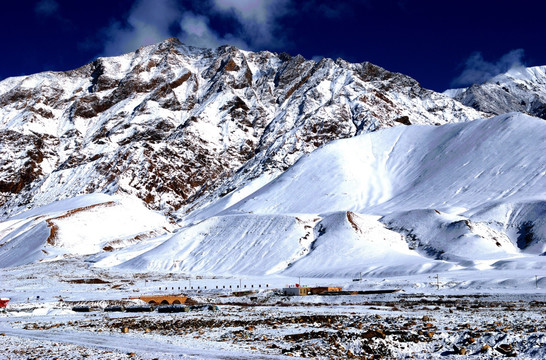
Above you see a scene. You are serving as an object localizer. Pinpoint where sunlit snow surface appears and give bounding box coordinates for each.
[1,113,545,280]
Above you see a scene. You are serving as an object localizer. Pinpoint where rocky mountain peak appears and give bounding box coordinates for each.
[0,39,485,219]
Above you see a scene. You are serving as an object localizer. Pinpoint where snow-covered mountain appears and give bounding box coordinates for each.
[103,113,544,276]
[0,38,484,219]
[1,38,545,277]
[1,113,544,277]
[446,65,546,119]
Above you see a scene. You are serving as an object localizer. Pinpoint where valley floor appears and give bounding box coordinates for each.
[0,260,545,359]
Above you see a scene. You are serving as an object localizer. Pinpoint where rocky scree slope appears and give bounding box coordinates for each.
[0,37,484,219]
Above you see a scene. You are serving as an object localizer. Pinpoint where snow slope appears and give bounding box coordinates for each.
[220,113,545,216]
[89,113,545,276]
[109,213,315,274]
[0,194,175,268]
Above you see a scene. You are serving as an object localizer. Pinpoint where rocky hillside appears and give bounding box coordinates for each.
[0,38,484,219]
[446,65,546,119]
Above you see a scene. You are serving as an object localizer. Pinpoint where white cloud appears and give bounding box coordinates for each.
[99,0,291,56]
[214,0,273,23]
[102,0,181,56]
[211,0,290,48]
[178,12,248,50]
[35,0,59,17]
[452,49,525,87]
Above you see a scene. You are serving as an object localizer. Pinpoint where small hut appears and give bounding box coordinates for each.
[283,287,310,296]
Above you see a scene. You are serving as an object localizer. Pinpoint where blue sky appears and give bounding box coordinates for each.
[2,0,545,91]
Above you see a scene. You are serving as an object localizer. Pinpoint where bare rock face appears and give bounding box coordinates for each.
[0,37,485,218]
[0,131,49,202]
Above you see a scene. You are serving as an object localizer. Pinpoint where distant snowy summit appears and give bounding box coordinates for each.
[445,65,546,119]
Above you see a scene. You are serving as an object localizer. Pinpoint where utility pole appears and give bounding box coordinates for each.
[436,274,440,290]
